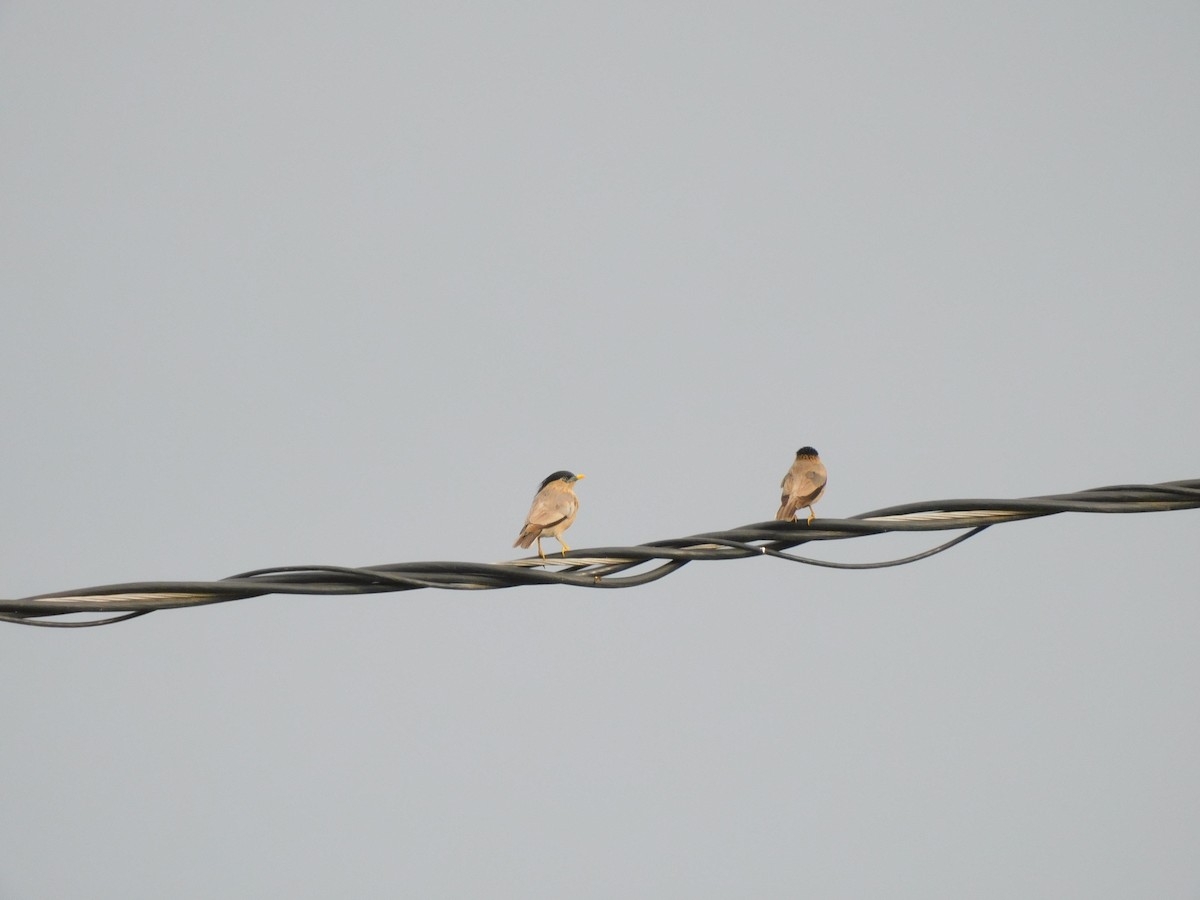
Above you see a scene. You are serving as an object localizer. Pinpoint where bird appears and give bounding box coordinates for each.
[775,447,827,525]
[513,470,586,560]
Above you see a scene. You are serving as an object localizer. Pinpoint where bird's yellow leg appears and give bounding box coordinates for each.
[558,537,571,557]
[807,507,816,525]
[537,537,546,560]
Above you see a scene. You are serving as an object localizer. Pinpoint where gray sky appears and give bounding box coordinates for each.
[2,2,1198,897]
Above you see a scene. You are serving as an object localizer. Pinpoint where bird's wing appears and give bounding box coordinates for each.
[780,464,827,504]
[526,487,577,528]
[800,465,828,496]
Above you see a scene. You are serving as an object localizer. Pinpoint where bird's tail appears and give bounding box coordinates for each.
[775,501,797,521]
[513,528,538,549]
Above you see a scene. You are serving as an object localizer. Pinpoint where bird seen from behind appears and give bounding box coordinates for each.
[776,447,827,525]
[514,470,586,560]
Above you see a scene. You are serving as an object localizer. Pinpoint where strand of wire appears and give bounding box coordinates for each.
[3,479,1197,628]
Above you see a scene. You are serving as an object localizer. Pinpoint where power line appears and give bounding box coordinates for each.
[3,478,1198,628]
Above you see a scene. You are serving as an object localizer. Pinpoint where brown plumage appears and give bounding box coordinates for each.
[513,470,585,560]
[775,447,827,525]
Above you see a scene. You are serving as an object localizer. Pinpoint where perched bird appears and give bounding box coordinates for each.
[513,470,586,560]
[775,447,827,525]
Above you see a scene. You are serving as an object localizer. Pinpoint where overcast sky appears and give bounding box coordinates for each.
[2,2,1198,898]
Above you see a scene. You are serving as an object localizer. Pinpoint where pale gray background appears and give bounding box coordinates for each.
[2,2,1198,898]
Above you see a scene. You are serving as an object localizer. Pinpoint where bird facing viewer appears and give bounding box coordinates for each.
[514,471,586,560]
[776,447,827,525]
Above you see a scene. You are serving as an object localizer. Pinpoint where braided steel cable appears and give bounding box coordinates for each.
[3,478,1197,628]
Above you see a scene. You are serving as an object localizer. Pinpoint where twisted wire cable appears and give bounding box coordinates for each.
[3,478,1197,628]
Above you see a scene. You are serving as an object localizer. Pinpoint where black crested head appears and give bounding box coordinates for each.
[796,446,818,457]
[539,470,577,489]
